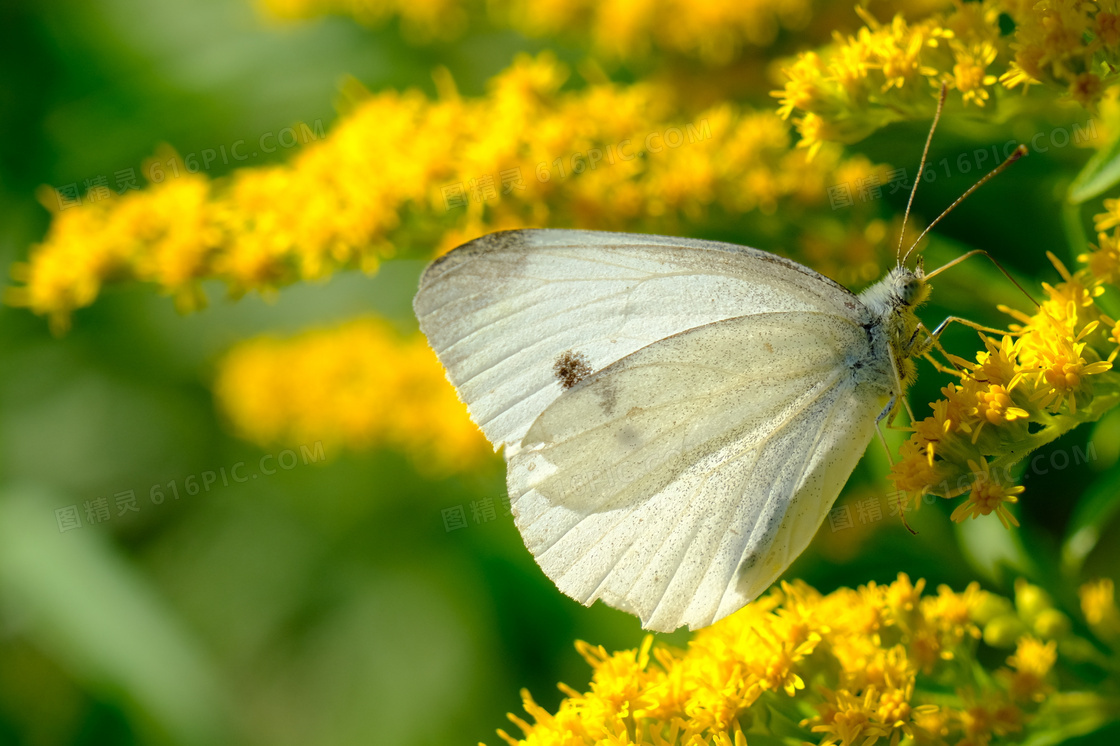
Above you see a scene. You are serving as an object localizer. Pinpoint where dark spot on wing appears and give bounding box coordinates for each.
[554,350,593,389]
[618,424,641,448]
[764,341,774,354]
[596,377,618,415]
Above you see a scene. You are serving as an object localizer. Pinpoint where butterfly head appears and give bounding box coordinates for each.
[874,262,930,313]
[895,265,929,308]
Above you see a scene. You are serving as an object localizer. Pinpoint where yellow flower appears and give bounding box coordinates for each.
[1002,636,1057,702]
[1081,231,1120,286]
[998,0,1120,110]
[1098,10,1120,46]
[1019,319,1112,415]
[951,40,999,106]
[973,384,1025,426]
[1070,71,1105,109]
[888,438,939,496]
[1001,48,1043,92]
[777,0,1120,150]
[773,2,1003,150]
[808,687,890,746]
[949,458,1023,529]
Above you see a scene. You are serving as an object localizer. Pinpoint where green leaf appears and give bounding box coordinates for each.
[1064,200,1089,257]
[1062,463,1120,576]
[0,484,229,746]
[1068,127,1120,204]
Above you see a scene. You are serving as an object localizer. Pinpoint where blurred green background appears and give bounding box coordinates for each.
[2,1,1120,745]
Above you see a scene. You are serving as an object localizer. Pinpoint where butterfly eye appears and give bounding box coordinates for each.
[898,275,923,305]
[902,279,918,303]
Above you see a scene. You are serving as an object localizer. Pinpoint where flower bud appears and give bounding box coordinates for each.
[1015,579,1053,622]
[1033,609,1071,639]
[984,614,1026,648]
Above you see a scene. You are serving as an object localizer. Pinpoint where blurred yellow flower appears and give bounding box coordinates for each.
[491,575,1114,746]
[212,317,490,474]
[1002,636,1056,703]
[1080,577,1120,640]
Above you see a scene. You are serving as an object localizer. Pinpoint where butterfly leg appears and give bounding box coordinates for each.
[874,400,895,459]
[921,351,960,376]
[927,315,1015,339]
[909,315,1012,373]
[874,399,919,535]
[911,322,961,373]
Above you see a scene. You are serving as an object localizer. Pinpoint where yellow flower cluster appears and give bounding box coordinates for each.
[211,317,490,474]
[773,1,1006,155]
[889,202,1120,527]
[1000,0,1120,109]
[491,574,1119,746]
[9,53,889,333]
[774,0,1120,154]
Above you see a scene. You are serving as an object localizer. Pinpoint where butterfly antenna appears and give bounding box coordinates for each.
[899,500,918,535]
[897,83,948,266]
[902,144,1028,265]
[925,248,1042,307]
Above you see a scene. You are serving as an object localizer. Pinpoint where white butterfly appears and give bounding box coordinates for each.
[413,97,1024,632]
[413,228,927,632]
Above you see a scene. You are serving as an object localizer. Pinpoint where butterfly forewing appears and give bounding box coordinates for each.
[414,229,866,453]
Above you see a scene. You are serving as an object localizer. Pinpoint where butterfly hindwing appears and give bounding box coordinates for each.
[508,312,890,631]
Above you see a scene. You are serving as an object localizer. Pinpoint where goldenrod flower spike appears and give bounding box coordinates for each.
[890,208,1120,526]
[490,575,1119,746]
[9,53,892,333]
[772,2,1004,154]
[775,0,1120,152]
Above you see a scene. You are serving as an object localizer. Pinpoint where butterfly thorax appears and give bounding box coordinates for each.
[857,266,930,391]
